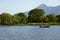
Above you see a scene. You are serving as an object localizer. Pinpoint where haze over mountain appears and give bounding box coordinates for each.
[37,4,60,15]
[25,4,60,15]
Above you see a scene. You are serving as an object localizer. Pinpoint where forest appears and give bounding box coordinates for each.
[0,8,60,25]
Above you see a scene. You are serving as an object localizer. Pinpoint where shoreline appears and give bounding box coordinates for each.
[0,23,60,26]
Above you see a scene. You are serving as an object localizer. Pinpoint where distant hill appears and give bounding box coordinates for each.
[25,4,60,15]
[37,4,60,15]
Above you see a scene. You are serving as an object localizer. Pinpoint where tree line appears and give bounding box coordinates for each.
[0,8,60,25]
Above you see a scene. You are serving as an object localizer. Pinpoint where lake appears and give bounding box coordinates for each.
[0,26,60,40]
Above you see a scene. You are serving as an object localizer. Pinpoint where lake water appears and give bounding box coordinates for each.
[0,26,60,40]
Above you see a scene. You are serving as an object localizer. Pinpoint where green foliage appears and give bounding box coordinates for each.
[29,9,45,16]
[56,15,60,22]
[0,9,59,25]
[28,8,45,23]
[1,13,13,25]
[43,16,49,23]
[47,14,57,23]
[12,16,20,24]
[0,15,1,24]
[14,13,27,24]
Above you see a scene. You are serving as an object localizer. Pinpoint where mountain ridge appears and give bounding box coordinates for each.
[25,4,60,15]
[37,4,60,15]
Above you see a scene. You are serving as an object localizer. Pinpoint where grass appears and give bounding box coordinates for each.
[0,23,60,26]
[15,23,60,26]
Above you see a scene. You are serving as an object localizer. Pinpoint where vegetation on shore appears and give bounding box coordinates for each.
[0,8,60,26]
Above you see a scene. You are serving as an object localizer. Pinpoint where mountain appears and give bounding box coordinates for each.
[37,4,60,15]
[25,4,60,15]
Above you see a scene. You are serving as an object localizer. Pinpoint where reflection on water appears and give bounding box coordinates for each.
[0,26,60,40]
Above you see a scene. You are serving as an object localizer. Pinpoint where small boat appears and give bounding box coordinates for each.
[40,25,50,28]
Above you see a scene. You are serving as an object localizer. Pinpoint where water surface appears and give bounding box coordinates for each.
[0,26,60,40]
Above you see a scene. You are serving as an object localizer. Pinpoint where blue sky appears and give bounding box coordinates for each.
[0,0,60,14]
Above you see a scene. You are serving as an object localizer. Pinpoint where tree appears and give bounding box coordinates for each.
[43,16,49,23]
[1,13,13,25]
[29,8,45,16]
[0,15,1,24]
[56,15,60,22]
[14,13,27,24]
[47,14,57,23]
[28,8,45,23]
[12,16,20,24]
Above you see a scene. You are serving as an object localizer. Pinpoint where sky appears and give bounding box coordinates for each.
[0,0,60,15]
